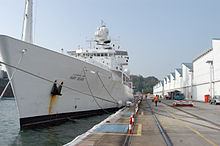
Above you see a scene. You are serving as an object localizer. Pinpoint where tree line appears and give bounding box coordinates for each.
[131,75,159,94]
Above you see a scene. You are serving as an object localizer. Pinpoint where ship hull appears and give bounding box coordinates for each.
[0,35,133,128]
[20,107,119,128]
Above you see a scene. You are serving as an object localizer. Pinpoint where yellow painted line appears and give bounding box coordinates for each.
[119,118,131,120]
[137,124,142,136]
[159,120,167,129]
[121,113,135,115]
[138,116,144,118]
[105,123,129,125]
[161,119,183,129]
[94,132,140,136]
[176,122,183,129]
[93,124,142,136]
[169,112,217,146]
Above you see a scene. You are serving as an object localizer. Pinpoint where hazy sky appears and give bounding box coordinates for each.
[0,0,220,80]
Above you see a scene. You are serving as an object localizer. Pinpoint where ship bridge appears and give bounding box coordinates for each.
[67,22,129,73]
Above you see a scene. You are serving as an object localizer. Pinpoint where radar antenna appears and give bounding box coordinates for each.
[101,20,106,27]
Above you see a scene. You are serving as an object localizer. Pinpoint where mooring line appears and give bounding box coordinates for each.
[0,60,117,104]
[96,72,118,103]
[83,67,112,114]
[0,49,26,99]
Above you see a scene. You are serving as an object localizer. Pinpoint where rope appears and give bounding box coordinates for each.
[96,72,118,103]
[0,50,26,99]
[83,67,112,114]
[0,60,117,104]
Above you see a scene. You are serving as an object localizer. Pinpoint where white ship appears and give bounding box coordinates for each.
[0,0,133,128]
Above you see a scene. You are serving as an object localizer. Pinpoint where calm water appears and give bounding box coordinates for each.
[0,98,110,146]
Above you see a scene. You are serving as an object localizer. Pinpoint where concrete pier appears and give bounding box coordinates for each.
[66,98,220,146]
[66,98,166,146]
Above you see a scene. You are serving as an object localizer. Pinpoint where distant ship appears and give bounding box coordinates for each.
[0,0,133,128]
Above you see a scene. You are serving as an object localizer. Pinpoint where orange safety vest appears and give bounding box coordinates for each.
[155,96,158,101]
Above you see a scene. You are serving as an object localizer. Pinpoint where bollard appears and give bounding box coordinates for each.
[132,115,135,125]
[132,113,135,118]
[128,123,132,134]
[138,100,141,106]
[129,115,132,124]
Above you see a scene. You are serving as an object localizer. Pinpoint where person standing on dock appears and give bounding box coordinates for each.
[155,95,159,106]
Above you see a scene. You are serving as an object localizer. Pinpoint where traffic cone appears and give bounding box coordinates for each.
[129,115,132,124]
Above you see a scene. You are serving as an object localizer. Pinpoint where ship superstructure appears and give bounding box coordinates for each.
[67,22,132,88]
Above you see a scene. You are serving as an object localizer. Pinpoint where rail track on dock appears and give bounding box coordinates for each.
[151,99,220,146]
[68,99,220,146]
[146,100,173,146]
[122,100,173,146]
[162,100,220,128]
[122,99,220,146]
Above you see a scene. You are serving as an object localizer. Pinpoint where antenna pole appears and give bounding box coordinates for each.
[21,0,33,43]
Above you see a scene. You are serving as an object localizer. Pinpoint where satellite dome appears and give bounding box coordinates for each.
[94,22,109,42]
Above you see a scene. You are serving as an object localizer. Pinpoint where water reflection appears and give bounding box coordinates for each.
[0,99,110,146]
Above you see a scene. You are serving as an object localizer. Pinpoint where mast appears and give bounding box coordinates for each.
[21,0,33,43]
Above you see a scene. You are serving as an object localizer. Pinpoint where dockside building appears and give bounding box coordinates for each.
[153,39,220,101]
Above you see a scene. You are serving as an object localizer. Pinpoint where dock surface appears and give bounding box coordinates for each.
[66,98,220,146]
